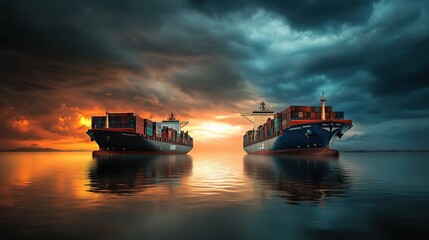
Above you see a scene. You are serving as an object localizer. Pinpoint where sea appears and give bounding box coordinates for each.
[0,151,428,240]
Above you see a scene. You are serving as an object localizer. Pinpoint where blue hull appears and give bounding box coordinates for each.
[244,121,352,154]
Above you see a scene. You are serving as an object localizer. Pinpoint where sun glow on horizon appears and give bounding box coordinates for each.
[188,121,244,141]
[2,104,251,151]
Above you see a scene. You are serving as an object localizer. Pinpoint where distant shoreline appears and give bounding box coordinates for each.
[0,147,92,152]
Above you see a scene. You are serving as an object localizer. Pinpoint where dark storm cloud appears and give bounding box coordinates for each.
[223,1,429,109]
[186,0,429,149]
[0,0,180,69]
[188,0,374,30]
[0,0,256,103]
[169,58,253,105]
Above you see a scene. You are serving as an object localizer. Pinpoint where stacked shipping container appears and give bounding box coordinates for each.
[280,106,344,129]
[160,127,193,145]
[144,119,153,137]
[243,106,345,147]
[91,113,192,146]
[92,113,136,129]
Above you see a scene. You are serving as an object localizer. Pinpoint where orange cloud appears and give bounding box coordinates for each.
[11,117,29,132]
[0,52,259,151]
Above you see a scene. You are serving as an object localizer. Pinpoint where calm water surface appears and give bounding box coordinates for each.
[1,151,428,240]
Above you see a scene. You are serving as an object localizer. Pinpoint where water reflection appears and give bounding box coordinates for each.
[244,155,350,205]
[2,152,429,239]
[88,151,192,195]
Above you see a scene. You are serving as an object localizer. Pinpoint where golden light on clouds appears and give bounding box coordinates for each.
[11,118,29,132]
[79,114,91,128]
[1,100,254,151]
[58,116,71,132]
[214,115,233,120]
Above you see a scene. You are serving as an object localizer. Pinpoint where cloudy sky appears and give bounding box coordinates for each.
[1,0,428,151]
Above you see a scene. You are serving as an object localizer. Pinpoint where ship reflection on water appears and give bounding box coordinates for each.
[244,154,350,205]
[2,152,429,239]
[88,151,192,195]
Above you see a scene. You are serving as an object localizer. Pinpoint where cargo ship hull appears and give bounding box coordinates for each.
[87,129,192,154]
[244,121,352,155]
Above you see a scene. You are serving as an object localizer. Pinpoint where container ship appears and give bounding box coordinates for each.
[241,92,353,155]
[87,112,193,154]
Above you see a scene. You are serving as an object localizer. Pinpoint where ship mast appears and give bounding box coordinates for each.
[321,91,326,120]
[259,101,267,111]
[167,112,176,121]
[105,107,109,128]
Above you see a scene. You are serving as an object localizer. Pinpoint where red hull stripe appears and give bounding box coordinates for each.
[248,147,339,156]
[290,120,352,126]
[92,150,189,155]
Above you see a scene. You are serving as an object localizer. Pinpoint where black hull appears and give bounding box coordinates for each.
[87,129,192,154]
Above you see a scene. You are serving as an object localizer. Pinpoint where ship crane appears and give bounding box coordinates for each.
[180,121,189,129]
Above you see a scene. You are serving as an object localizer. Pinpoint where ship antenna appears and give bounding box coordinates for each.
[168,112,176,121]
[260,101,266,111]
